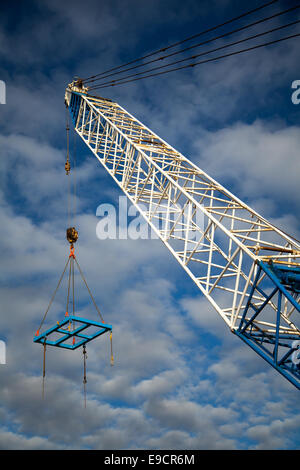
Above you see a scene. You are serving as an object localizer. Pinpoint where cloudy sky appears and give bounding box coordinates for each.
[1,0,300,450]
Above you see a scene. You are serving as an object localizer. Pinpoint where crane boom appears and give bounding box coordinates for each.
[65,81,300,390]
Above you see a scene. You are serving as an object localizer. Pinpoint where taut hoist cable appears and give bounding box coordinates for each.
[90,32,300,90]
[65,106,78,251]
[89,17,300,90]
[87,3,300,88]
[65,110,71,175]
[72,129,77,228]
[81,0,280,83]
[65,109,71,230]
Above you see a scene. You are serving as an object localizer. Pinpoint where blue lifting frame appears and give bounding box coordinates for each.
[34,243,112,352]
[34,315,112,350]
[234,260,300,390]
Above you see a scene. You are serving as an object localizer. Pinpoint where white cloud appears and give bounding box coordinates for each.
[247,416,300,449]
[193,121,300,214]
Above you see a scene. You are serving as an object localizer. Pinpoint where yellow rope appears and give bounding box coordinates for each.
[110,331,114,366]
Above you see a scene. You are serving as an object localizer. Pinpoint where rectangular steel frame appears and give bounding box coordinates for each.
[34,315,112,350]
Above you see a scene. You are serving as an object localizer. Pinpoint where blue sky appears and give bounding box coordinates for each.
[0,0,300,450]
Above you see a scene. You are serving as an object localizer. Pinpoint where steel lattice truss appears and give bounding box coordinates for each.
[65,83,300,389]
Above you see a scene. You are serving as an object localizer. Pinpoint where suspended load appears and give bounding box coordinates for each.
[34,113,113,403]
[33,236,113,352]
[33,229,113,404]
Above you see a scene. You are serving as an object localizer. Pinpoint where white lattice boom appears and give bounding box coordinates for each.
[65,83,300,389]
